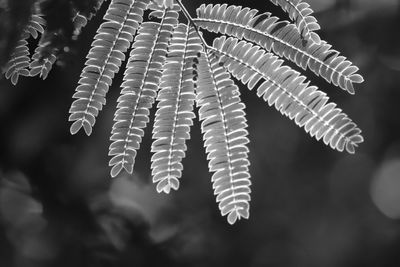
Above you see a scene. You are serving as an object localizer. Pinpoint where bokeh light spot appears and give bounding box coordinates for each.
[370,159,400,219]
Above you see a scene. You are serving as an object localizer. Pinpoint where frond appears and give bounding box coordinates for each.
[30,0,110,80]
[72,13,89,38]
[25,14,46,40]
[151,24,201,194]
[69,0,149,136]
[109,7,179,178]
[196,49,251,225]
[72,0,109,39]
[269,0,321,43]
[4,0,365,225]
[211,36,363,153]
[195,4,364,94]
[29,33,58,80]
[4,14,45,85]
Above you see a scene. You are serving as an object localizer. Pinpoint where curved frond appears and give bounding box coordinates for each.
[109,7,179,178]
[196,50,251,225]
[4,14,45,85]
[30,0,110,80]
[29,33,58,80]
[269,0,321,43]
[69,0,149,136]
[151,24,201,194]
[72,0,109,39]
[72,13,89,38]
[211,36,363,153]
[195,4,363,94]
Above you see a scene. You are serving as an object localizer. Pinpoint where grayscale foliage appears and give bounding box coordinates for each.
[69,0,149,136]
[3,0,108,84]
[151,24,200,194]
[109,6,179,178]
[29,38,57,80]
[5,0,365,224]
[196,50,251,224]
[194,4,363,94]
[269,0,321,44]
[3,12,45,85]
[210,36,363,153]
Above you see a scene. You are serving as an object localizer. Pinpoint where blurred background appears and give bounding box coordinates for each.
[1,0,400,266]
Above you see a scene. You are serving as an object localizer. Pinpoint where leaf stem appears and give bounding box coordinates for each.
[175,0,209,51]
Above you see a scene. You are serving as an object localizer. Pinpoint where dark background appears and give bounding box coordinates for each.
[1,0,400,266]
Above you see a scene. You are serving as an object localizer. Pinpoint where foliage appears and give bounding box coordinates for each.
[3,0,364,224]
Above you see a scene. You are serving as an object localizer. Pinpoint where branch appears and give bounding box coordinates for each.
[175,0,210,51]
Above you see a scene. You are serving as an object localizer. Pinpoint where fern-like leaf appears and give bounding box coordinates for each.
[195,4,363,94]
[72,13,89,39]
[69,0,149,136]
[151,24,201,194]
[29,36,58,80]
[109,7,179,178]
[269,0,321,44]
[72,0,109,39]
[196,50,251,225]
[4,14,45,85]
[30,0,110,80]
[211,36,363,153]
